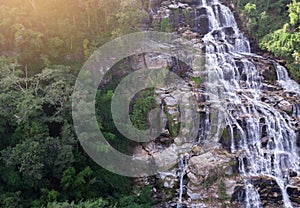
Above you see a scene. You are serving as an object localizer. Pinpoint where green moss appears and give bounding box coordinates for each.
[168,123,179,137]
[160,18,172,32]
[218,179,228,200]
[288,62,300,83]
[221,129,231,143]
[229,159,237,167]
[130,89,157,130]
[165,112,179,137]
[209,113,214,121]
[191,76,202,85]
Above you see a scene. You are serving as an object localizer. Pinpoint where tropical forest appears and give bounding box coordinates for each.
[0,0,299,207]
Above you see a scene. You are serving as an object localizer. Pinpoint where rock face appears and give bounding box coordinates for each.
[138,0,300,208]
[95,0,300,206]
[233,175,300,208]
[186,150,238,204]
[129,0,300,207]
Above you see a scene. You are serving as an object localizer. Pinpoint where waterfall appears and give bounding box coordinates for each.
[244,180,262,208]
[274,63,300,94]
[292,104,300,120]
[177,154,189,208]
[196,0,300,207]
[198,105,210,144]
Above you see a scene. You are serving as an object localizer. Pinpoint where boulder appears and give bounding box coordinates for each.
[181,0,201,6]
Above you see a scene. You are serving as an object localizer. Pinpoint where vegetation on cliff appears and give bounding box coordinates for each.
[0,0,153,207]
[231,0,300,82]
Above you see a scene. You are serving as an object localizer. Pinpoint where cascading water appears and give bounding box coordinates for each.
[177,154,189,208]
[292,104,300,120]
[196,0,300,207]
[274,63,300,94]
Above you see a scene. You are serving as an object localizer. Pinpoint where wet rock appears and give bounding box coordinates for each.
[169,4,179,9]
[153,144,179,169]
[222,26,235,36]
[181,0,201,6]
[195,16,210,35]
[164,96,178,106]
[240,114,251,118]
[141,1,300,208]
[260,65,277,82]
[232,176,296,207]
[288,174,300,205]
[232,183,246,203]
[261,136,269,147]
[145,53,173,69]
[262,83,279,91]
[220,127,232,151]
[182,29,199,39]
[297,132,300,148]
[287,186,300,205]
[129,54,147,70]
[186,150,236,202]
[159,171,177,188]
[224,179,237,196]
[191,145,205,155]
[253,177,284,207]
[277,100,293,114]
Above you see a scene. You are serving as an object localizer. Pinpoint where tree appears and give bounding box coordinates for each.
[111,0,148,38]
[260,0,300,82]
[0,62,77,206]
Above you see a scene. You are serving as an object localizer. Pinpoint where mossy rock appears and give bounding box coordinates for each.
[167,122,179,137]
[164,107,180,137]
[191,76,202,85]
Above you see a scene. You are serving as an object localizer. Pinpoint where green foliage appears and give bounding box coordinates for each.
[46,190,60,202]
[95,88,135,154]
[191,76,202,85]
[0,62,77,206]
[0,0,146,73]
[288,0,300,27]
[112,0,148,38]
[130,89,157,130]
[241,2,275,39]
[60,166,96,201]
[232,0,290,39]
[138,185,153,205]
[0,1,152,207]
[167,120,179,137]
[260,30,300,59]
[47,198,109,208]
[0,191,22,208]
[0,167,21,189]
[218,180,228,200]
[113,186,153,208]
[46,186,153,208]
[164,107,180,137]
[232,0,300,83]
[0,57,151,207]
[259,0,300,82]
[160,18,173,32]
[2,140,45,185]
